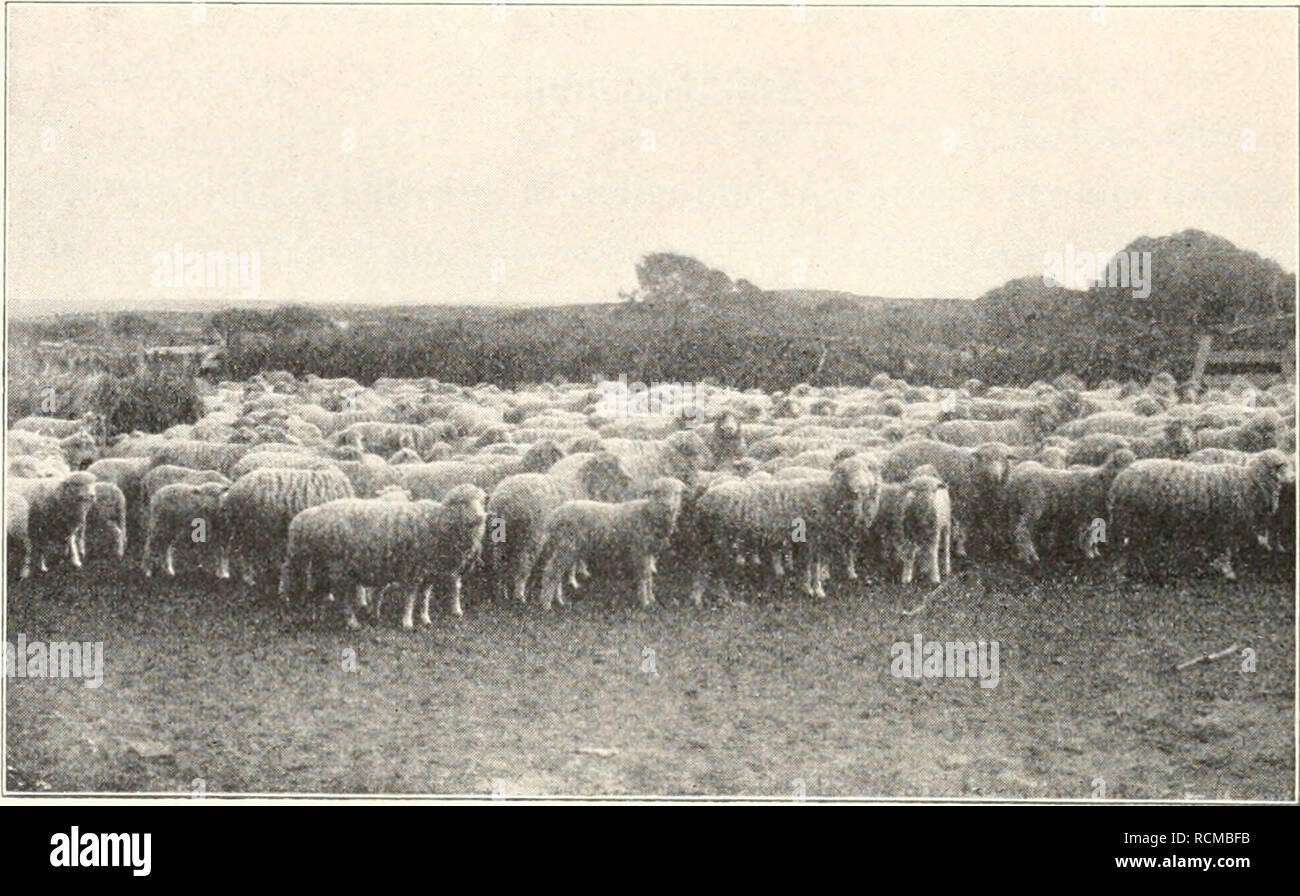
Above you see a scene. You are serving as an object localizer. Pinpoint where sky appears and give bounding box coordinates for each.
[6,4,1298,316]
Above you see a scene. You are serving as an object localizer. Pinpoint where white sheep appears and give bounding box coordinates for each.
[533,477,684,609]
[7,472,98,572]
[280,484,488,629]
[1003,449,1134,564]
[1107,449,1290,579]
[142,482,229,578]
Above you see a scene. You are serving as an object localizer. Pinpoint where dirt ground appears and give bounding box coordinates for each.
[5,556,1294,799]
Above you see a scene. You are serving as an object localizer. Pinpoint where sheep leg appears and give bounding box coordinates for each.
[448,576,464,618]
[771,551,784,577]
[76,524,87,561]
[576,559,591,579]
[567,564,581,590]
[113,524,126,558]
[165,545,176,577]
[141,535,154,577]
[927,535,941,584]
[400,587,420,631]
[67,534,82,569]
[900,545,916,584]
[638,555,656,607]
[216,549,231,580]
[19,542,31,579]
[942,525,952,576]
[952,520,968,558]
[1012,516,1040,565]
[845,547,858,581]
[813,558,828,599]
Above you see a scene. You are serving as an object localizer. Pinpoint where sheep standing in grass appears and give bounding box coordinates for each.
[281,484,488,629]
[399,440,563,500]
[7,493,32,579]
[78,481,127,562]
[483,452,634,603]
[221,467,355,588]
[1003,449,1134,565]
[533,478,684,610]
[142,482,229,578]
[1107,449,1290,579]
[150,440,253,477]
[861,473,952,584]
[686,456,881,605]
[8,472,98,572]
[880,440,1015,558]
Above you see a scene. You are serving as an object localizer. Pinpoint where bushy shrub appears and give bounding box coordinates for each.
[92,370,203,437]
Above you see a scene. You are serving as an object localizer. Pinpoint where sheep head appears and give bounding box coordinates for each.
[581,452,635,503]
[830,455,882,530]
[1249,449,1292,513]
[521,439,564,472]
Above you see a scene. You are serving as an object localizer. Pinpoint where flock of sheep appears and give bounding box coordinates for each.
[5,369,1295,628]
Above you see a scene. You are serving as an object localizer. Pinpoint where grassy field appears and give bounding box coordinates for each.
[5,554,1293,799]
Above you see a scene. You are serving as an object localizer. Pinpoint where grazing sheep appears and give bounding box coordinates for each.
[150,440,253,477]
[686,456,881,605]
[332,422,453,457]
[1107,449,1291,579]
[228,451,339,480]
[140,465,231,499]
[533,478,684,609]
[399,440,563,500]
[7,492,32,579]
[7,453,70,478]
[281,484,488,628]
[78,481,128,562]
[221,467,355,588]
[880,440,1016,558]
[12,413,99,439]
[85,456,155,543]
[1004,449,1135,565]
[1193,410,1285,453]
[484,452,634,603]
[142,482,229,577]
[7,472,98,572]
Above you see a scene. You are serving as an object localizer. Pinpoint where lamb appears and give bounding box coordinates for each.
[280,484,488,629]
[220,467,356,588]
[533,478,685,610]
[7,492,32,579]
[7,472,98,572]
[1107,449,1291,580]
[880,440,1016,558]
[140,465,231,499]
[1003,449,1135,565]
[686,456,881,605]
[142,482,229,578]
[483,452,634,603]
[77,481,128,562]
[860,473,952,584]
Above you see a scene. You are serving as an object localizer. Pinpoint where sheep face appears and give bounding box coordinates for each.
[522,440,564,472]
[830,457,882,529]
[972,443,1013,486]
[60,431,99,468]
[1250,450,1292,513]
[443,484,488,520]
[580,453,635,502]
[60,473,98,516]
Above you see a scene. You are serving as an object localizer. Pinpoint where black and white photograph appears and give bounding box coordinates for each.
[2,1,1296,808]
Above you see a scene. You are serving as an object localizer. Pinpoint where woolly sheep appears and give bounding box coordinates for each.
[8,472,98,572]
[78,481,127,562]
[399,440,563,500]
[221,467,356,588]
[228,451,339,480]
[12,413,99,439]
[149,440,253,477]
[281,484,487,628]
[880,440,1016,558]
[7,453,70,478]
[533,478,684,610]
[1107,449,1290,579]
[142,482,229,578]
[140,465,231,499]
[483,452,634,603]
[1003,449,1135,565]
[686,456,881,605]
